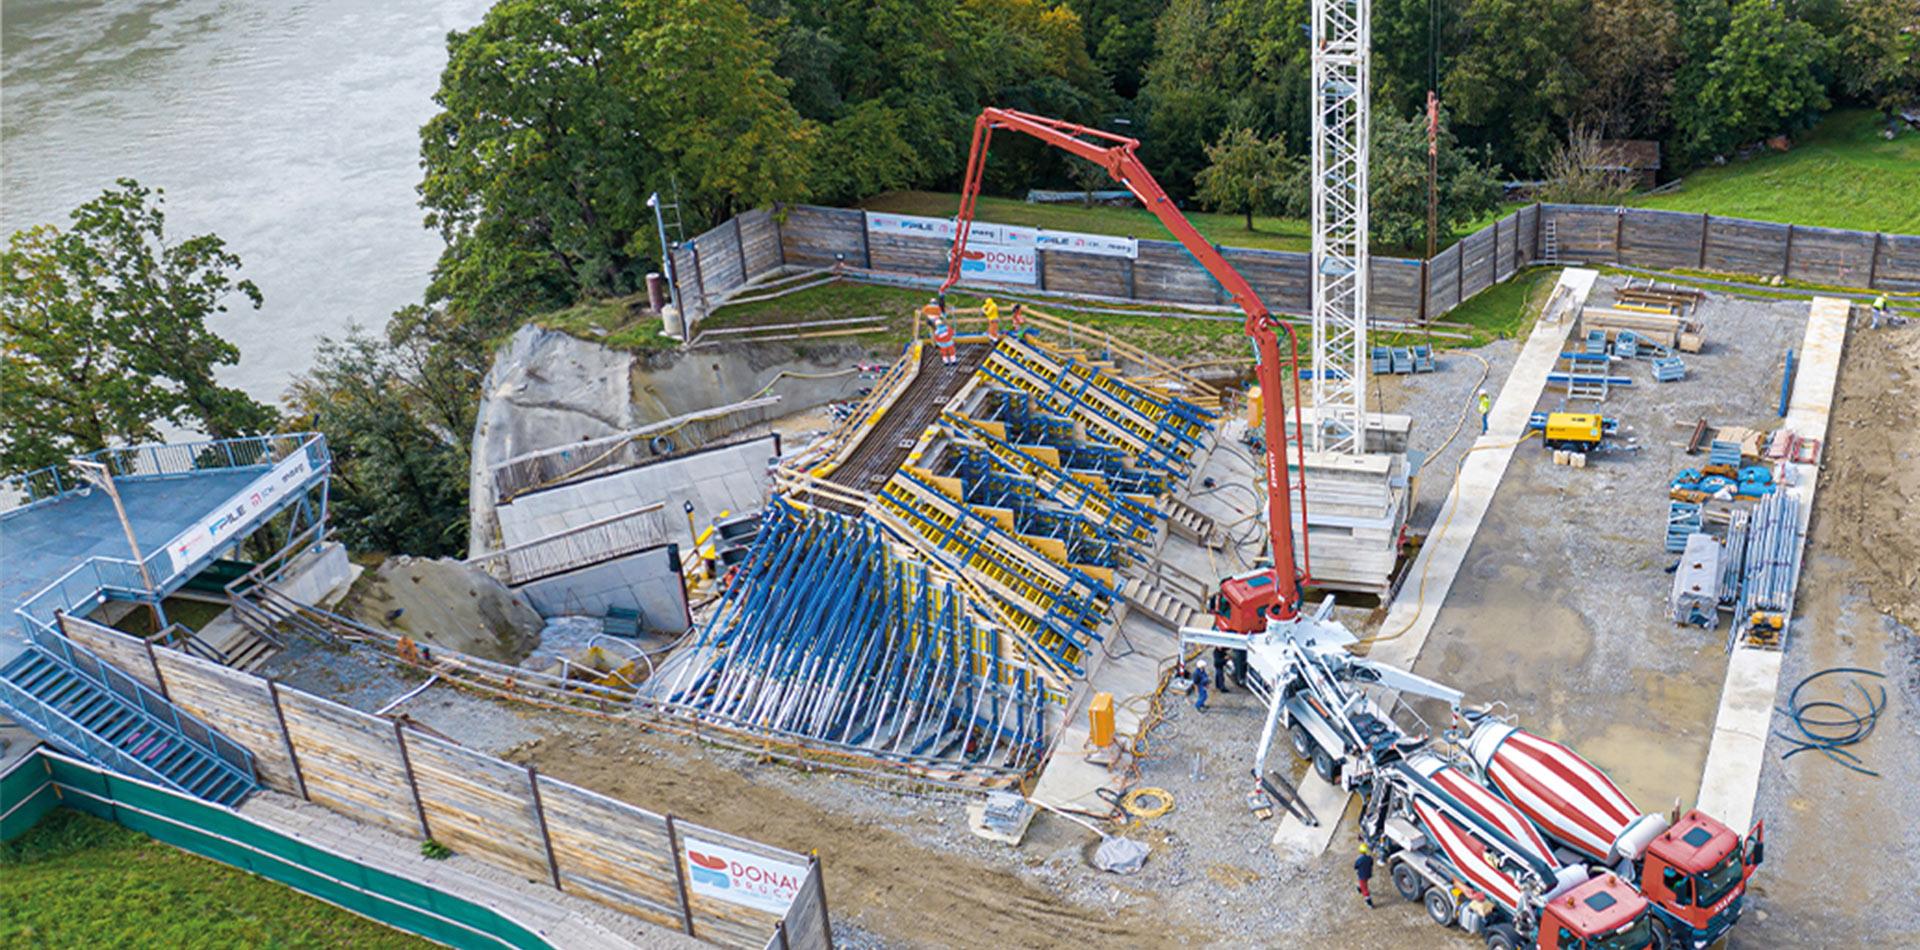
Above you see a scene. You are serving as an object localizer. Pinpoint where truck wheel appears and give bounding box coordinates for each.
[1313,747,1342,784]
[1424,887,1456,927]
[1483,924,1518,950]
[1650,918,1676,950]
[1391,861,1425,902]
[1289,723,1313,761]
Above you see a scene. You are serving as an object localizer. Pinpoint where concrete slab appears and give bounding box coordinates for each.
[1028,618,1175,813]
[1266,267,1599,858]
[1696,296,1849,832]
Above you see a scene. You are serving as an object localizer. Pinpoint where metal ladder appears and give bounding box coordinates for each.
[1541,220,1561,264]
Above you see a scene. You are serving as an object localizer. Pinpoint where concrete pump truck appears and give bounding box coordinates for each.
[940,107,1683,949]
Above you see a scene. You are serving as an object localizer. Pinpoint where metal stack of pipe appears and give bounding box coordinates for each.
[1718,508,1750,610]
[1731,491,1802,652]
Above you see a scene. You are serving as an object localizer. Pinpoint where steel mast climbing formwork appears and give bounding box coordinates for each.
[1309,0,1371,454]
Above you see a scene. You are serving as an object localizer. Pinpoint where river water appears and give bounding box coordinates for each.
[2,0,493,405]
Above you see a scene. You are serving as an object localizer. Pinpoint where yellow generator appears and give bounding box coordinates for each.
[1543,412,1605,451]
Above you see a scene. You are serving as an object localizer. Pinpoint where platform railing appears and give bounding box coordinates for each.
[2,433,323,517]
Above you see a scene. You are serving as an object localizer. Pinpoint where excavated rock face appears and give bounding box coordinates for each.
[338,556,542,663]
[466,322,885,557]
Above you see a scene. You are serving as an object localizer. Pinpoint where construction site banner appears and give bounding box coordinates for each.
[683,836,809,916]
[864,211,1137,259]
[164,448,313,575]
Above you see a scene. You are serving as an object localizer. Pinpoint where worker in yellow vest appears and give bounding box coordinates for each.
[983,297,1001,340]
[1477,388,1492,434]
[932,315,958,366]
[1870,293,1888,330]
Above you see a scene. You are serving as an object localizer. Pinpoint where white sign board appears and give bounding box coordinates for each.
[957,243,1039,284]
[864,211,1137,259]
[682,837,808,916]
[165,449,313,576]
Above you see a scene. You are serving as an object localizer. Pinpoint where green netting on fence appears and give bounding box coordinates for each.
[13,749,554,950]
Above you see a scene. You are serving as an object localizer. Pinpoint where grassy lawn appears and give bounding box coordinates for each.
[1424,267,1562,345]
[530,292,676,352]
[1631,109,1920,235]
[0,809,427,948]
[108,597,230,639]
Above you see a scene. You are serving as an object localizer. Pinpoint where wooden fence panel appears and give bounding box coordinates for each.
[276,690,419,838]
[149,650,297,793]
[535,779,685,929]
[1041,249,1130,298]
[677,823,791,948]
[1545,205,1619,261]
[57,615,160,693]
[403,731,549,881]
[1370,257,1424,322]
[1619,209,1707,271]
[1702,217,1789,277]
[1425,243,1461,316]
[1458,226,1497,299]
[1493,213,1520,280]
[1787,224,1878,287]
[1133,239,1221,305]
[1224,247,1311,314]
[693,221,747,297]
[1515,204,1540,265]
[1875,234,1920,291]
[866,230,947,279]
[737,208,784,279]
[779,205,865,269]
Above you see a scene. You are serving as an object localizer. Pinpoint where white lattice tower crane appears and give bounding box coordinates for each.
[1309,0,1371,454]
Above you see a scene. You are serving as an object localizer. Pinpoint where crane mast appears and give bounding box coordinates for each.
[1310,0,1372,454]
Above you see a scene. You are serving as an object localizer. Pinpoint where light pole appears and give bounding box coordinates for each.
[647,192,679,315]
[71,458,168,633]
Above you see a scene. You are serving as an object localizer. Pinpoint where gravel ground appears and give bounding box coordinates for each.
[1375,338,1522,533]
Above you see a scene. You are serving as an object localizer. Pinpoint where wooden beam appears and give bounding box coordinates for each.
[665,815,697,936]
[267,679,310,802]
[525,766,562,890]
[392,721,432,840]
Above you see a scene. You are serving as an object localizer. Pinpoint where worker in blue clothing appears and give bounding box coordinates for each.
[1355,842,1376,908]
[1190,663,1211,711]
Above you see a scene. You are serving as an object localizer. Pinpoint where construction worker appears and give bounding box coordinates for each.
[1010,302,1027,338]
[1212,645,1239,695]
[932,314,958,366]
[1190,662,1211,711]
[1870,293,1888,330]
[983,297,1001,339]
[1477,388,1492,434]
[1354,843,1376,908]
[921,297,942,329]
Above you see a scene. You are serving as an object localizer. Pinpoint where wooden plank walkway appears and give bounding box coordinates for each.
[1695,296,1849,832]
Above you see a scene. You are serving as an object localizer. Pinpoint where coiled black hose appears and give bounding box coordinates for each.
[1775,666,1887,776]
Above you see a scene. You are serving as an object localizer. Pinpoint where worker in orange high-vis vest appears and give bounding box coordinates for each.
[1009,302,1027,338]
[932,315,958,366]
[983,297,1001,340]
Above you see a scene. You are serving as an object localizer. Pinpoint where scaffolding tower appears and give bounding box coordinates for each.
[1309,0,1371,454]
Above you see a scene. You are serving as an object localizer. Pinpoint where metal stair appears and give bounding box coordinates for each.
[1541,220,1560,264]
[0,637,258,807]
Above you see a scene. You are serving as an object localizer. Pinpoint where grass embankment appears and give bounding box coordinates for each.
[0,809,426,948]
[1631,109,1920,235]
[703,280,1245,362]
[531,293,676,352]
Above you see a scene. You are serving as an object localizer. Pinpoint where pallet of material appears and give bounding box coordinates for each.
[1580,307,1684,347]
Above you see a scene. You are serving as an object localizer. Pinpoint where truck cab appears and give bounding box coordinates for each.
[1637,812,1764,948]
[1536,874,1658,949]
[1207,568,1285,634]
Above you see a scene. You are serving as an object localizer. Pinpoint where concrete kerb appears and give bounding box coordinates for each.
[1695,296,1849,832]
[1266,267,1599,859]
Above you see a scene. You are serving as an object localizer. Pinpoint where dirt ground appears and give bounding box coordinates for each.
[1735,316,1920,947]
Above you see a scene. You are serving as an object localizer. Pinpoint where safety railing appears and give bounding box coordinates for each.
[467,504,673,585]
[21,619,258,783]
[490,398,781,504]
[2,433,323,517]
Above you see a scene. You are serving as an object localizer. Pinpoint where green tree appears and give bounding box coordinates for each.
[1441,0,1585,173]
[286,325,473,558]
[1068,0,1169,98]
[1673,0,1829,161]
[1835,0,1920,117]
[1,180,273,472]
[419,0,814,332]
[1194,127,1295,229]
[1573,0,1682,139]
[1368,108,1501,251]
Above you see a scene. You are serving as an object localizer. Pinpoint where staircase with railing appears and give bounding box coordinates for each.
[0,621,259,807]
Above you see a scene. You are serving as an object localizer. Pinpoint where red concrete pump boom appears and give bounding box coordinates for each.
[941,108,1310,621]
